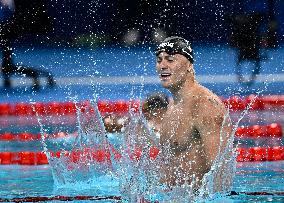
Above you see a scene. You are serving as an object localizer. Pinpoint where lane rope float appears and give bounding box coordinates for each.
[0,145,284,165]
[0,123,282,141]
[0,95,283,117]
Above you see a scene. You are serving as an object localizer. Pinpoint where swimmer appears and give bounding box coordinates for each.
[155,36,232,191]
[142,92,170,138]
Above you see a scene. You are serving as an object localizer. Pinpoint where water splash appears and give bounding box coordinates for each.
[34,98,115,190]
[116,105,239,202]
[32,91,261,202]
[197,94,260,201]
[115,96,161,202]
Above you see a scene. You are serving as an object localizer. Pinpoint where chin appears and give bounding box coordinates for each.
[161,82,170,89]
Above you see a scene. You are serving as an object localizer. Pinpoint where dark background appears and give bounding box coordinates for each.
[0,0,283,102]
[2,0,283,45]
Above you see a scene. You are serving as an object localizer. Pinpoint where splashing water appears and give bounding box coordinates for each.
[196,94,260,202]
[116,100,162,202]
[113,95,257,202]
[32,93,259,202]
[34,98,115,191]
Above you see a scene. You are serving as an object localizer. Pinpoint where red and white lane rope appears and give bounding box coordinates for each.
[0,95,283,117]
[0,132,76,141]
[0,145,284,165]
[0,123,282,141]
[235,123,282,138]
[0,100,140,117]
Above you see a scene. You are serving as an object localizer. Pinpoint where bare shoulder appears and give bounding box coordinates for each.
[192,85,226,121]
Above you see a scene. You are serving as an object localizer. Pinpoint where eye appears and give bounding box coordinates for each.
[156,57,162,63]
[166,55,175,62]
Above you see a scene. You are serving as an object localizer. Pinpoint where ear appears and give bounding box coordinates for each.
[187,62,193,72]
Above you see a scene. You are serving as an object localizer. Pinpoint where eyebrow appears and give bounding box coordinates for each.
[157,55,175,60]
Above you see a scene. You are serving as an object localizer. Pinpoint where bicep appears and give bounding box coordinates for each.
[198,111,232,166]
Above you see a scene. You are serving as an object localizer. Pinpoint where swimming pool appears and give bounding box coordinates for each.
[0,98,284,202]
[1,161,284,202]
[0,42,283,202]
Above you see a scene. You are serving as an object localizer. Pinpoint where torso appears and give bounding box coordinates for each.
[159,84,221,188]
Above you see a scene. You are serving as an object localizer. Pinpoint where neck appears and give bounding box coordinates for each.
[170,78,196,104]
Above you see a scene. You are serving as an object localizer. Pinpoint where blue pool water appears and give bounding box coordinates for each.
[1,45,284,202]
[0,147,284,202]
[1,109,284,202]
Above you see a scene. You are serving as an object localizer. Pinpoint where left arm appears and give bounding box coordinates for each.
[195,98,232,167]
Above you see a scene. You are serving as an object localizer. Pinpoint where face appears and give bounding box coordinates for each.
[156,52,192,90]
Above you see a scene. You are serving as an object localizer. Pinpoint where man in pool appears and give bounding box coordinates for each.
[155,36,233,192]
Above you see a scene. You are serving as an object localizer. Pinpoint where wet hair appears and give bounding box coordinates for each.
[143,92,169,113]
[155,36,194,63]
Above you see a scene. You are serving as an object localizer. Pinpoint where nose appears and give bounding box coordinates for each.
[156,59,168,71]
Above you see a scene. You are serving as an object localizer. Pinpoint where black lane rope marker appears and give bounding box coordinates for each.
[229,191,284,196]
[1,192,284,202]
[0,195,122,202]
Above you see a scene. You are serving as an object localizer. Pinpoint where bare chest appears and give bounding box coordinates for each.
[160,105,199,153]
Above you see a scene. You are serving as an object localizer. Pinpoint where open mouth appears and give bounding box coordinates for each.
[160,73,171,80]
